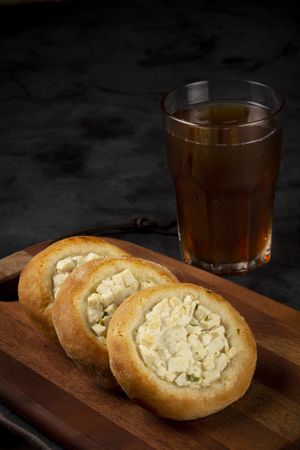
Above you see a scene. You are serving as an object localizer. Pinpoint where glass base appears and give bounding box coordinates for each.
[183,249,271,275]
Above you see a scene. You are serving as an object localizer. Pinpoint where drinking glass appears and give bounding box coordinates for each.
[161,80,284,274]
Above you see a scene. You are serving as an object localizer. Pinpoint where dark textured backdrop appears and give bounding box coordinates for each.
[0,1,299,301]
[0,1,300,448]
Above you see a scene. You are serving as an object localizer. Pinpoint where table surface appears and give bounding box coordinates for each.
[0,1,299,448]
[1,238,300,450]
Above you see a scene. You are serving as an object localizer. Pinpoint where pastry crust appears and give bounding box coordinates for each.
[52,257,178,390]
[107,283,257,420]
[18,236,130,339]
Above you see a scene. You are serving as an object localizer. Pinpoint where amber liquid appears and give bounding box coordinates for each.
[166,102,282,270]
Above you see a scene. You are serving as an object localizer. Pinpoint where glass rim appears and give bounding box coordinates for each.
[161,79,285,129]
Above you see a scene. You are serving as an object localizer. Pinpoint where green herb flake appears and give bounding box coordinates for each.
[102,311,108,318]
[204,315,209,321]
[237,328,240,335]
[195,303,199,311]
[186,374,200,382]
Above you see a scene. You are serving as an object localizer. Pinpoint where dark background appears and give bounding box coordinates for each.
[0,0,299,311]
[1,0,299,309]
[0,1,299,447]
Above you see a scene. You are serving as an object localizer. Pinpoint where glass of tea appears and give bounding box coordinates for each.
[161,80,284,274]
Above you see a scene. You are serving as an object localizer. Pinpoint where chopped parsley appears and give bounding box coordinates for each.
[204,315,209,321]
[186,374,200,382]
[99,311,109,325]
[237,328,240,335]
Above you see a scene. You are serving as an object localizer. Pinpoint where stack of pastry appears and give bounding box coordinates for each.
[19,236,256,420]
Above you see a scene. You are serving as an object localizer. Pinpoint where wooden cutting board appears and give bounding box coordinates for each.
[0,238,300,450]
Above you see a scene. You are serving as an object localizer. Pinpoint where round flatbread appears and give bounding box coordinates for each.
[18,236,130,339]
[107,283,257,420]
[52,257,178,390]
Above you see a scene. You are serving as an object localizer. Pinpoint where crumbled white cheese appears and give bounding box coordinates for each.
[136,295,237,389]
[72,255,84,265]
[53,272,69,287]
[87,293,102,309]
[91,323,106,336]
[195,304,211,320]
[56,257,76,273]
[112,272,125,287]
[82,252,100,263]
[96,285,114,307]
[202,355,215,371]
[203,368,221,383]
[85,269,158,341]
[168,356,189,373]
[175,372,189,387]
[52,273,69,296]
[105,303,117,316]
[52,252,102,297]
[200,313,221,330]
[215,353,228,371]
[87,307,103,325]
[200,332,212,346]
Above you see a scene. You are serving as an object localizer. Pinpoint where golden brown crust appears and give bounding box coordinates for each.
[52,257,178,390]
[18,236,130,340]
[107,283,257,419]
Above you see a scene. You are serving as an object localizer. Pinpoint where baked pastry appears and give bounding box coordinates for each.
[52,257,178,390]
[18,236,130,339]
[107,283,257,420]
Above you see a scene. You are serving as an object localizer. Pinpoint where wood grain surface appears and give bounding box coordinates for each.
[0,238,300,450]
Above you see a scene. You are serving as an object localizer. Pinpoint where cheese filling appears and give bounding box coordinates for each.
[52,253,100,297]
[136,295,238,388]
[85,269,156,344]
